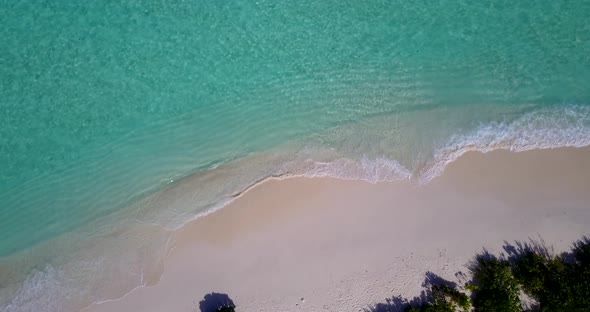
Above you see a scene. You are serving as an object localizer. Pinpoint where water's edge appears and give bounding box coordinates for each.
[1,104,590,312]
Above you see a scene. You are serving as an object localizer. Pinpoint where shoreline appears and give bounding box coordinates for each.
[130,142,590,237]
[84,146,590,312]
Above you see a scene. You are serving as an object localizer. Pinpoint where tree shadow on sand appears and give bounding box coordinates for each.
[198,292,235,312]
[502,237,553,263]
[364,272,455,312]
[501,236,590,266]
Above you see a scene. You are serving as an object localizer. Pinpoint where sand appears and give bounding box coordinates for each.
[84,147,590,312]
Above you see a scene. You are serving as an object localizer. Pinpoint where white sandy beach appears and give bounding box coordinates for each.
[85,147,590,312]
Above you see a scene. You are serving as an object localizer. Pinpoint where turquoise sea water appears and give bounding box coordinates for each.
[1,1,590,311]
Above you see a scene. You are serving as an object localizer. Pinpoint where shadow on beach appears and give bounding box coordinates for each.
[198,292,235,312]
[365,271,454,312]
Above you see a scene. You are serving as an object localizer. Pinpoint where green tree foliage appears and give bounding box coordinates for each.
[512,251,547,295]
[472,288,520,312]
[431,285,470,311]
[571,238,590,308]
[471,256,520,312]
[507,238,590,311]
[401,283,470,312]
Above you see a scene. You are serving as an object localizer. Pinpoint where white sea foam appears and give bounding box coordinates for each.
[419,105,590,182]
[1,265,66,312]
[295,156,412,182]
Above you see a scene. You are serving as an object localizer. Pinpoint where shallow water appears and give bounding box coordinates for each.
[1,1,590,311]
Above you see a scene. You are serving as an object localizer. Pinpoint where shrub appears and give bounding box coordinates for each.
[512,251,547,295]
[402,284,469,312]
[472,288,519,312]
[471,256,520,312]
[572,237,590,266]
[571,238,590,307]
[431,285,470,311]
[536,238,590,311]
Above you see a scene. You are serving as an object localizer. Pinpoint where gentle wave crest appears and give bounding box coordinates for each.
[419,105,590,182]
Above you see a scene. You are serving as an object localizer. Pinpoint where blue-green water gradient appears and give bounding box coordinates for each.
[1,1,590,309]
